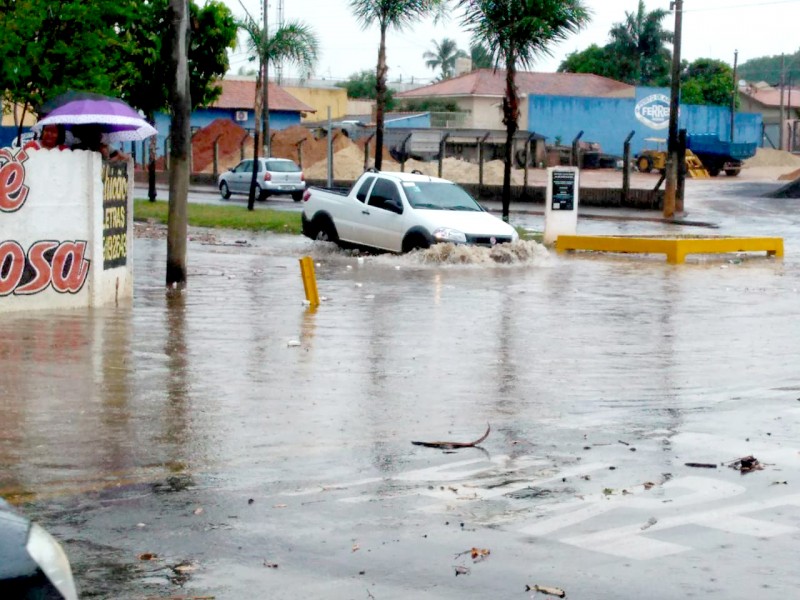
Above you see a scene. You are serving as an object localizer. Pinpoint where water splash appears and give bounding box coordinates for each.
[411,240,549,266]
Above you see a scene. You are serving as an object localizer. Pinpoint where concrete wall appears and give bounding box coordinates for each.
[284,86,347,122]
[528,87,763,156]
[0,147,133,313]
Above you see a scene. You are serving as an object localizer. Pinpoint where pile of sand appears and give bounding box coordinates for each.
[743,147,800,168]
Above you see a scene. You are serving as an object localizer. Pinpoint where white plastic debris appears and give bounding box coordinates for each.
[287,340,301,347]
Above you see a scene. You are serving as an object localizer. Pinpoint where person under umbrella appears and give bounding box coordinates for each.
[71,124,130,162]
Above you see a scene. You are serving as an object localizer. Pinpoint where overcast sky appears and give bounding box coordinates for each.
[223,0,800,85]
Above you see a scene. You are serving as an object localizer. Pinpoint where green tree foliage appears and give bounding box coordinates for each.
[457,0,589,220]
[558,0,672,86]
[349,0,443,169]
[423,38,468,80]
[738,50,800,85]
[680,58,734,106]
[470,42,494,69]
[0,0,237,124]
[558,44,620,79]
[336,70,396,108]
[396,98,461,112]
[607,0,672,85]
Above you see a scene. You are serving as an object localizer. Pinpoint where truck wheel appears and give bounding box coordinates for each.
[637,156,652,173]
[219,181,231,199]
[707,166,720,177]
[402,233,430,253]
[724,168,741,177]
[314,217,339,244]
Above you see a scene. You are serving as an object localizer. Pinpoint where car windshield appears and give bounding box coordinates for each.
[402,181,483,211]
[265,160,300,173]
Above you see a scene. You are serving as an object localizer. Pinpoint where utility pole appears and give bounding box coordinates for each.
[779,54,786,151]
[730,50,738,143]
[262,0,270,159]
[664,0,682,218]
[166,0,191,287]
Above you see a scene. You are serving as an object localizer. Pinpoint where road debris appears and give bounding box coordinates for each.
[728,455,763,473]
[641,517,658,530]
[684,462,717,469]
[411,424,490,449]
[525,584,566,597]
[263,561,279,568]
[138,552,158,561]
[454,565,470,576]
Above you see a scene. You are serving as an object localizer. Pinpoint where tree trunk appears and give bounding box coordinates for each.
[374,23,388,171]
[501,60,519,221]
[166,0,191,288]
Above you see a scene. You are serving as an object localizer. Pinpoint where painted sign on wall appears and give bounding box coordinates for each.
[0,146,133,312]
[634,93,671,130]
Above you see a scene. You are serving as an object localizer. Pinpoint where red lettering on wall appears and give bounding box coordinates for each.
[51,241,90,293]
[15,240,59,295]
[0,241,26,296]
[0,239,90,297]
[0,148,29,213]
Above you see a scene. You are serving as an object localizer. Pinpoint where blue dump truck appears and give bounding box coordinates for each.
[686,134,758,177]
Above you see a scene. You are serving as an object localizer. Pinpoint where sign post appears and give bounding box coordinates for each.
[544,167,579,245]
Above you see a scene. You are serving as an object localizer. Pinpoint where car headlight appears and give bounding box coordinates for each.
[26,523,79,600]
[432,228,467,244]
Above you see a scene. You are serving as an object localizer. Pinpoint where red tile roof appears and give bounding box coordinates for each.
[396,68,634,99]
[213,77,315,112]
[741,86,800,109]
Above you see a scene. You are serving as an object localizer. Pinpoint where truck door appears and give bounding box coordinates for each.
[336,175,376,243]
[364,178,406,252]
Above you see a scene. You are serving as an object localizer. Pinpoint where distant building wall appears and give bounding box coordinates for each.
[529,87,763,155]
[284,86,346,122]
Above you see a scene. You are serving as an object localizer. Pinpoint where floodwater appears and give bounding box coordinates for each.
[3,182,800,599]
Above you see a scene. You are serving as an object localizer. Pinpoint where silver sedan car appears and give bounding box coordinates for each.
[218,157,306,202]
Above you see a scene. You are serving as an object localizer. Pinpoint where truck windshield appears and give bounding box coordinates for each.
[402,182,482,211]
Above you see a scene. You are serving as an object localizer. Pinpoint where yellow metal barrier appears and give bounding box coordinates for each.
[556,235,784,264]
[299,256,320,306]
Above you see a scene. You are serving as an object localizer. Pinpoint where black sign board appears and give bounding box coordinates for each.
[551,169,575,211]
[102,161,128,270]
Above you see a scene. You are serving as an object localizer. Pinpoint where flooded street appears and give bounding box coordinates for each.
[2,181,800,599]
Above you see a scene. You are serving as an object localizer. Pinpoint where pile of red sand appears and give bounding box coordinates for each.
[191,120,359,174]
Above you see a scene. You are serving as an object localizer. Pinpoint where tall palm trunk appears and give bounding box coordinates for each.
[374,23,388,170]
[501,58,519,222]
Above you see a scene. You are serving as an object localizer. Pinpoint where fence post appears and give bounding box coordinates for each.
[297,139,306,169]
[622,130,635,205]
[571,130,584,167]
[438,133,450,179]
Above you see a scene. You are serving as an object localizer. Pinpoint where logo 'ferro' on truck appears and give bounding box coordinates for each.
[634,94,671,130]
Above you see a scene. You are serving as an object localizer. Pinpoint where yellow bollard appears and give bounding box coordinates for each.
[299,256,320,307]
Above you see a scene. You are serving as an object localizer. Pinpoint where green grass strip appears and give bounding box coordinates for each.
[134,199,302,235]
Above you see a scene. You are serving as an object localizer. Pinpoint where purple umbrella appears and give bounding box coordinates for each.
[33,96,157,143]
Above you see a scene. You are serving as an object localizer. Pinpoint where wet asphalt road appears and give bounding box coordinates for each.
[2,178,800,599]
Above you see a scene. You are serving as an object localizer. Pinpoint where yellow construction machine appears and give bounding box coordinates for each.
[636,137,709,178]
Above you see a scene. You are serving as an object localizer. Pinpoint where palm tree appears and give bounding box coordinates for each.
[457,0,589,220]
[350,0,443,170]
[423,38,468,80]
[470,42,494,69]
[239,15,318,209]
[608,0,672,85]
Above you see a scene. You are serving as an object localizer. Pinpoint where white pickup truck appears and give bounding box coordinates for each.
[300,170,518,253]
